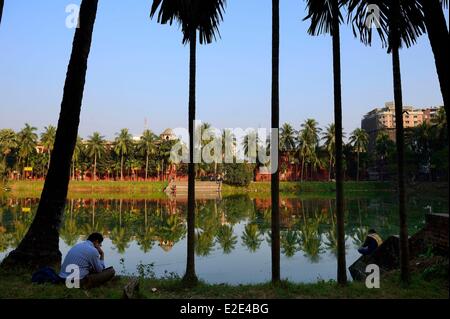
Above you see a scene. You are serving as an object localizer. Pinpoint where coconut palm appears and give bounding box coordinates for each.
[150,0,226,285]
[242,130,259,161]
[72,136,84,180]
[114,129,133,181]
[17,124,38,173]
[0,129,18,175]
[299,119,321,182]
[349,0,426,284]
[87,132,106,181]
[40,125,57,171]
[304,0,348,284]
[1,0,99,268]
[322,124,336,181]
[139,130,157,181]
[349,128,369,181]
[280,123,297,153]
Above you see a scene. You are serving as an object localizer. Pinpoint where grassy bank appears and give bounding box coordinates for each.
[0,258,448,299]
[2,180,447,200]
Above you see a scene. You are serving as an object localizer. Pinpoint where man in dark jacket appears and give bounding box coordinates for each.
[358,229,383,256]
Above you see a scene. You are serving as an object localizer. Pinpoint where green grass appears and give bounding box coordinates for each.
[0,267,447,299]
[2,180,447,200]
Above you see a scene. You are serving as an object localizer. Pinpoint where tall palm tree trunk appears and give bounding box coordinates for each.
[145,153,149,181]
[93,153,97,181]
[301,157,305,182]
[391,0,410,284]
[356,149,360,182]
[332,0,347,285]
[120,154,124,181]
[271,0,280,283]
[1,0,99,268]
[183,29,198,285]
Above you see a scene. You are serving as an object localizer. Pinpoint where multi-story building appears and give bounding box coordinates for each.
[362,102,440,152]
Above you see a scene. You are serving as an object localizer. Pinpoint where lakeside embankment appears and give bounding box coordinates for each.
[2,180,448,200]
[0,255,448,299]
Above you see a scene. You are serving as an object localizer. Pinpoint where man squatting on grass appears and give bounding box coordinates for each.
[59,233,115,288]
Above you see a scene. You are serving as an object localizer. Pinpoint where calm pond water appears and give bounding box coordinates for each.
[0,195,447,284]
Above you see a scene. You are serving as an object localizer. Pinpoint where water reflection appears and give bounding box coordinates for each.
[0,195,445,284]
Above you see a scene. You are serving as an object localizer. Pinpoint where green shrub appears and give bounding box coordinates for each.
[224,164,254,187]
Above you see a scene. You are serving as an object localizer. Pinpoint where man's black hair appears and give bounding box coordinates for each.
[87,232,104,243]
[368,229,377,234]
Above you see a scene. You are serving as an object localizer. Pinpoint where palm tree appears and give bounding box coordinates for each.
[299,119,321,182]
[350,128,369,181]
[304,0,347,284]
[280,123,297,153]
[271,0,281,283]
[87,132,106,181]
[17,124,38,174]
[349,0,426,284]
[72,136,84,180]
[1,0,99,268]
[242,130,259,161]
[139,130,157,181]
[150,0,226,286]
[41,125,57,171]
[0,129,18,175]
[322,124,336,181]
[114,129,133,181]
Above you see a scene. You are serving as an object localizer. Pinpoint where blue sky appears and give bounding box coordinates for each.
[0,0,446,140]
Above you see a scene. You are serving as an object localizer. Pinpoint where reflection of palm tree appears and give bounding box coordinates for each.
[280,229,298,258]
[241,224,263,253]
[299,218,322,263]
[110,227,130,254]
[216,225,237,254]
[136,227,157,253]
[60,218,79,246]
[195,230,215,256]
[155,214,186,252]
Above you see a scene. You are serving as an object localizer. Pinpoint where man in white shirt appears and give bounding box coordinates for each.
[59,233,115,288]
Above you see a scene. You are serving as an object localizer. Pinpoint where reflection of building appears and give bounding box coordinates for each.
[158,239,174,252]
[362,102,440,152]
